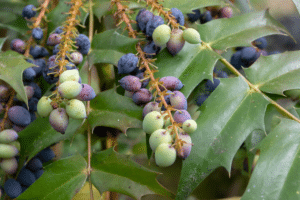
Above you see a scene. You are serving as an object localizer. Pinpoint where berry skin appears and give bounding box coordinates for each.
[0,157,18,175]
[177,133,192,159]
[220,7,233,18]
[66,99,87,119]
[37,147,55,163]
[143,41,161,58]
[152,24,171,47]
[17,168,36,187]
[170,91,187,110]
[145,15,164,38]
[34,169,44,179]
[26,157,43,172]
[119,75,142,92]
[10,39,25,54]
[53,44,60,55]
[75,34,90,55]
[253,37,267,50]
[0,129,18,144]
[23,67,36,82]
[159,76,184,91]
[16,85,34,101]
[59,69,80,83]
[182,119,197,134]
[214,68,228,78]
[55,26,64,34]
[118,53,139,74]
[143,102,161,118]
[167,29,185,56]
[76,84,96,101]
[200,11,213,24]
[8,106,31,127]
[49,108,69,134]
[136,9,154,32]
[230,51,243,70]
[149,129,172,151]
[37,96,53,117]
[3,179,22,199]
[47,33,62,46]
[174,110,191,124]
[170,8,185,26]
[43,64,59,85]
[135,73,149,88]
[70,52,83,65]
[9,141,21,151]
[155,143,176,167]
[183,28,201,44]
[0,144,18,158]
[58,81,82,99]
[32,28,43,40]
[187,9,201,23]
[205,78,220,93]
[132,88,152,105]
[33,59,46,76]
[143,111,164,134]
[240,47,260,67]
[30,45,49,59]
[22,5,36,19]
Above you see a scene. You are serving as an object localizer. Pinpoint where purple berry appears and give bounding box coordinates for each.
[55,26,63,34]
[220,7,233,18]
[143,41,161,58]
[135,73,149,88]
[47,33,62,46]
[49,108,69,134]
[0,157,18,175]
[159,76,184,91]
[76,84,96,101]
[22,5,36,19]
[177,132,192,159]
[143,102,161,118]
[117,53,139,74]
[173,110,191,124]
[170,91,187,110]
[167,29,185,56]
[170,8,185,26]
[136,9,154,32]
[8,106,31,127]
[119,75,142,92]
[32,28,43,40]
[70,51,83,65]
[10,39,25,54]
[132,88,152,105]
[0,84,10,101]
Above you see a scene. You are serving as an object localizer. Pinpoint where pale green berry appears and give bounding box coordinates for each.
[9,141,21,152]
[153,24,171,46]
[37,96,53,117]
[142,111,164,134]
[59,69,80,83]
[58,81,82,99]
[66,99,87,119]
[155,143,176,167]
[183,28,201,44]
[0,157,18,175]
[182,119,197,134]
[0,129,18,143]
[0,144,18,158]
[149,129,172,151]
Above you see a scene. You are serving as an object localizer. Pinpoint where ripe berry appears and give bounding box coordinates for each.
[253,37,267,50]
[75,34,90,55]
[30,45,49,58]
[143,111,164,134]
[132,88,152,104]
[37,147,55,163]
[155,143,176,167]
[37,96,53,117]
[170,91,187,110]
[167,29,185,56]
[10,39,25,54]
[53,44,60,55]
[0,157,18,175]
[187,9,201,23]
[145,15,164,37]
[205,78,220,93]
[47,33,62,46]
[230,51,243,70]
[220,7,233,18]
[119,75,142,92]
[59,69,80,83]
[58,81,82,99]
[118,53,139,74]
[173,110,191,124]
[23,67,36,82]
[55,26,63,34]
[159,76,184,91]
[135,73,149,88]
[3,179,22,199]
[17,168,36,187]
[26,157,43,172]
[240,47,260,67]
[152,24,171,47]
[32,28,43,40]
[177,133,192,159]
[22,5,36,19]
[76,84,96,101]
[0,129,18,144]
[183,28,201,44]
[49,108,69,134]
[136,9,154,32]
[70,51,83,65]
[0,144,18,158]
[170,8,185,26]
[43,64,59,84]
[66,99,87,119]
[34,169,44,179]
[200,11,213,24]
[143,41,161,58]
[149,129,172,151]
[182,119,197,134]
[8,106,31,127]
[16,85,34,101]
[143,102,161,118]
[33,59,46,76]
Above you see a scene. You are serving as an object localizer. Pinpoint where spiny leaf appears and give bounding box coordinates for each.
[91,148,175,199]
[176,77,269,199]
[17,155,87,200]
[88,89,143,134]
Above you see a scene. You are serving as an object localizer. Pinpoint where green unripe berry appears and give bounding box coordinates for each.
[59,69,80,83]
[66,99,87,119]
[149,129,172,151]
[182,119,197,134]
[0,129,18,143]
[9,141,21,152]
[183,28,201,44]
[58,81,82,99]
[142,111,164,134]
[152,24,171,46]
[0,157,18,175]
[37,96,53,117]
[155,143,176,167]
[0,144,18,158]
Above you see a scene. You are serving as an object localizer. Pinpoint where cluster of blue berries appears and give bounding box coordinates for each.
[187,6,233,24]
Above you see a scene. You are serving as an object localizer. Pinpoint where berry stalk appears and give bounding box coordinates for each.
[0,90,14,132]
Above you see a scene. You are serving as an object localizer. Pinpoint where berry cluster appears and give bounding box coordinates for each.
[187,6,233,23]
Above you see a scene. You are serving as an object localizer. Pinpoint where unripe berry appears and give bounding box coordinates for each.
[49,108,69,134]
[155,143,176,167]
[58,81,82,99]
[170,91,187,110]
[177,132,192,159]
[9,141,21,151]
[119,75,142,92]
[220,6,233,18]
[0,144,18,158]
[0,157,18,175]
[132,88,152,104]
[16,86,34,101]
[59,69,80,83]
[159,76,183,91]
[76,84,96,101]
[66,99,87,119]
[152,24,171,46]
[149,129,172,151]
[173,110,191,124]
[70,52,83,65]
[0,129,18,144]
[182,119,197,134]
[143,111,164,134]
[183,28,201,44]
[143,102,161,118]
[0,84,10,101]
[37,97,53,117]
[167,29,185,56]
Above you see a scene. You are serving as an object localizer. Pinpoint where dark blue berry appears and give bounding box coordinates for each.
[25,82,42,99]
[205,78,220,93]
[17,168,36,187]
[22,5,36,19]
[53,44,60,55]
[8,106,31,126]
[33,59,46,76]
[230,51,243,70]
[30,45,49,59]
[75,34,90,55]
[196,93,209,106]
[37,147,55,163]
[171,8,185,26]
[42,63,59,85]
[22,186,28,193]
[253,37,267,50]
[187,9,201,23]
[143,41,161,58]
[26,157,43,172]
[23,68,36,82]
[214,68,228,78]
[200,11,213,24]
[32,28,43,40]
[34,169,44,179]
[3,179,22,198]
[29,97,39,112]
[10,39,25,54]
[240,47,260,67]
[30,112,36,123]
[132,88,152,105]
[136,9,153,32]
[117,53,139,74]
[55,26,63,34]
[65,62,76,70]
[145,15,164,37]
[136,72,149,88]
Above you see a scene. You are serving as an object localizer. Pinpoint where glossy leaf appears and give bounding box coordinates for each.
[0,51,34,105]
[242,119,300,200]
[88,29,138,68]
[18,155,87,200]
[91,148,174,199]
[0,15,28,34]
[296,107,300,116]
[176,77,269,199]
[0,37,7,52]
[93,0,112,20]
[245,51,300,95]
[88,89,143,133]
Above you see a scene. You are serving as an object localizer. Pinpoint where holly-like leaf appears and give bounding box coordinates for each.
[0,50,34,105]
[0,15,28,34]
[244,51,300,96]
[88,89,143,133]
[242,119,300,200]
[93,0,112,20]
[91,148,175,199]
[0,37,7,52]
[88,29,139,68]
[18,155,87,200]
[176,77,269,199]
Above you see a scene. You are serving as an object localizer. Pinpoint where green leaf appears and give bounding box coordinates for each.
[292,0,300,15]
[0,15,29,34]
[89,30,138,67]
[200,10,292,50]
[296,108,300,116]
[0,51,34,105]
[242,119,300,200]
[18,155,87,200]
[88,89,143,133]
[93,0,112,20]
[0,37,7,52]
[91,148,174,199]
[176,77,269,199]
[245,51,300,96]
